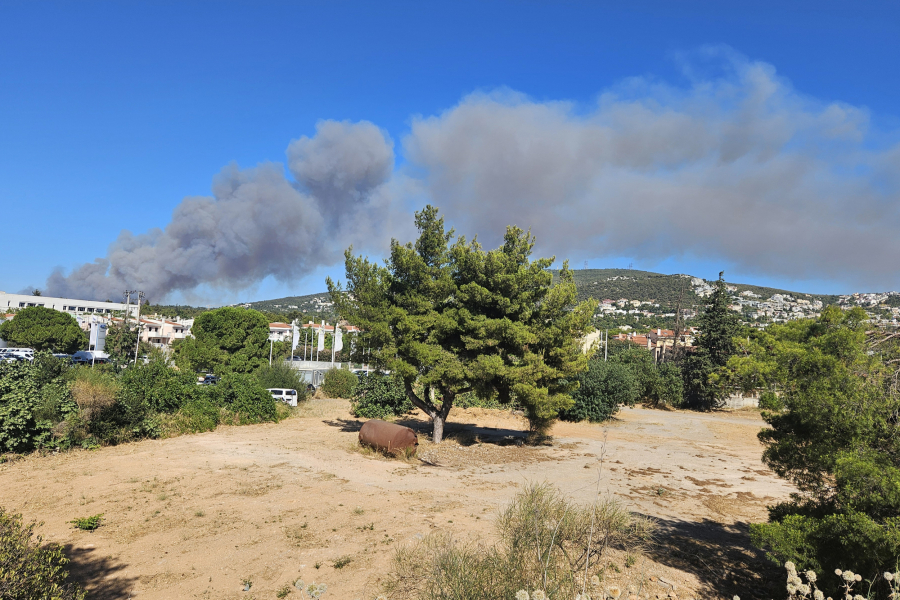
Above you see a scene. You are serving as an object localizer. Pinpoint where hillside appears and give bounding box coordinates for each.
[241,292,337,321]
[555,268,842,311]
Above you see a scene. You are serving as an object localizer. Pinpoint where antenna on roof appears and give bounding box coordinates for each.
[583,261,588,270]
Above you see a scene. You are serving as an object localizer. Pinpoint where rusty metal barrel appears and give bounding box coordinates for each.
[359,419,418,455]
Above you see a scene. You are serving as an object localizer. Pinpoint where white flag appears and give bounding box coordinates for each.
[291,322,299,351]
[334,325,343,352]
[317,323,325,352]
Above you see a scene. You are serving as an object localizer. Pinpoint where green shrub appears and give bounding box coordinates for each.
[0,362,53,452]
[758,390,783,411]
[560,360,639,423]
[322,368,357,399]
[255,362,309,401]
[69,514,103,531]
[351,372,412,419]
[454,391,504,410]
[0,507,86,599]
[217,373,277,423]
[751,511,900,596]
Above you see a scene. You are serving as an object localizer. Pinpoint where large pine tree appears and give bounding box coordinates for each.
[327,206,595,442]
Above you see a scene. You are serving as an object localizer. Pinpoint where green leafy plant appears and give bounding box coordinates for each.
[0,507,86,599]
[350,372,411,419]
[757,390,783,411]
[560,360,639,423]
[332,555,352,569]
[321,368,357,399]
[69,513,103,531]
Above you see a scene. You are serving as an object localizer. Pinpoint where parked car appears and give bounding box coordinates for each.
[196,374,219,386]
[1,348,35,363]
[267,388,299,407]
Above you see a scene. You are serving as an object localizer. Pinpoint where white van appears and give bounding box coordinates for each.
[267,388,299,407]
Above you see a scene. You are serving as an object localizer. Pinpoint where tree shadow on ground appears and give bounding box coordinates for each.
[323,416,527,446]
[64,544,137,600]
[639,514,782,600]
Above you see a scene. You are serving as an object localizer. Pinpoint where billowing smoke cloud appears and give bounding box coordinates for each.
[46,51,900,300]
[403,53,900,288]
[47,120,397,301]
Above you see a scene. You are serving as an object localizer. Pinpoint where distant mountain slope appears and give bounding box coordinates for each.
[241,269,860,322]
[556,268,842,310]
[242,293,337,320]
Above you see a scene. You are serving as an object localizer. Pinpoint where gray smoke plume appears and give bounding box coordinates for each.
[403,53,900,288]
[46,120,397,302]
[46,51,900,299]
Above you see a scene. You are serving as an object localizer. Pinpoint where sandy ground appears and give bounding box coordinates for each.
[0,401,794,600]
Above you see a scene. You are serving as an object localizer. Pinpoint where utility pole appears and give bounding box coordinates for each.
[133,291,144,366]
[123,290,134,329]
[269,338,273,366]
[604,329,608,362]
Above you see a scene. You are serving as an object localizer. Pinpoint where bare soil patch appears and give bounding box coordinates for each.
[0,401,793,599]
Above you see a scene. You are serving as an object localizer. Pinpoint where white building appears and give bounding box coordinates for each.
[0,292,139,317]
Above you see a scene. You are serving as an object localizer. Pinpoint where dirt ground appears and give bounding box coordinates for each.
[0,401,794,600]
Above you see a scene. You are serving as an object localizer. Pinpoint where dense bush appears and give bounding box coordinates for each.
[217,373,278,423]
[0,361,53,452]
[560,360,639,423]
[322,368,357,398]
[454,391,504,410]
[609,346,683,407]
[0,507,86,599]
[351,372,412,419]
[757,390,783,411]
[255,362,308,401]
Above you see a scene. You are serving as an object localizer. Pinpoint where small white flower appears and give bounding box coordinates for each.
[799,584,811,596]
[854,595,865,600]
[854,574,862,582]
[785,561,797,572]
[787,583,798,595]
[835,569,843,576]
[842,571,856,582]
[607,585,622,599]
[814,591,824,600]
[789,575,802,586]
[591,575,601,587]
[733,596,740,600]
[516,591,530,600]
[806,571,817,583]
[532,591,547,600]
[887,572,896,582]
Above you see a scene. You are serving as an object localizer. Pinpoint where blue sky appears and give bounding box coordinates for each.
[2,1,899,304]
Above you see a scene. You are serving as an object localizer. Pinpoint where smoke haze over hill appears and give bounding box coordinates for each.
[46,50,900,301]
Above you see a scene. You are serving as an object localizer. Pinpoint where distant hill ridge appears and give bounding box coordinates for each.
[241,268,850,317]
[554,268,842,310]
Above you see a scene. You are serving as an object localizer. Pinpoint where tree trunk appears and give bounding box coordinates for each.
[432,412,445,444]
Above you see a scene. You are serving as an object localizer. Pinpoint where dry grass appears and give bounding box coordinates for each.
[71,375,118,421]
[385,482,655,600]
